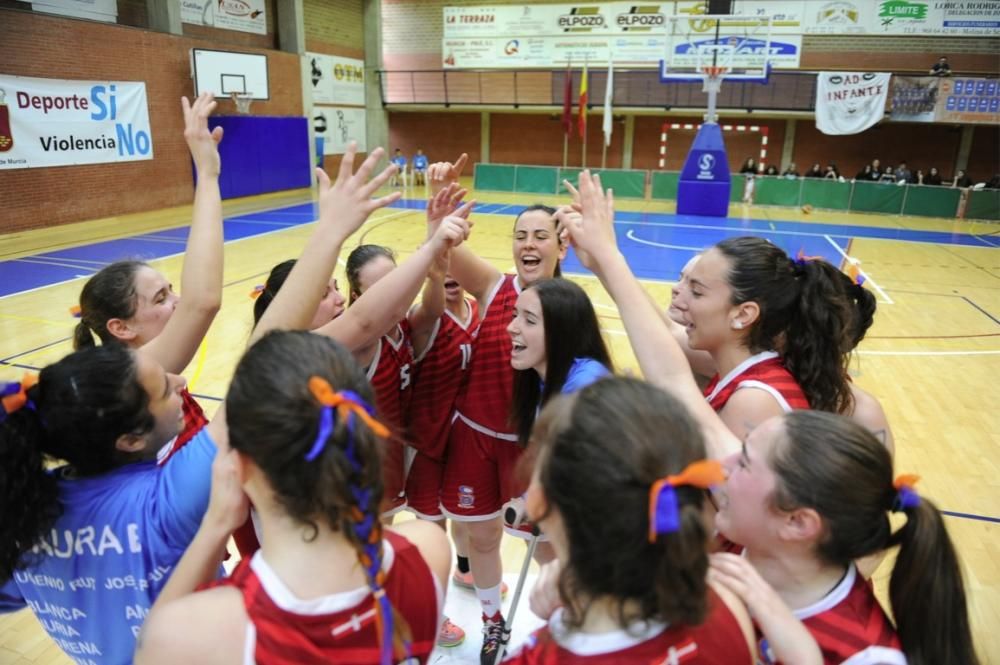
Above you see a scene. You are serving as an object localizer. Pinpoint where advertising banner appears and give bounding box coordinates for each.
[815,72,891,135]
[313,106,367,154]
[306,54,366,106]
[890,76,939,122]
[0,75,153,170]
[19,0,118,23]
[180,0,266,35]
[935,77,1000,125]
[869,0,1000,36]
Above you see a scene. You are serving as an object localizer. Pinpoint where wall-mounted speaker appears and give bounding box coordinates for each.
[708,0,733,14]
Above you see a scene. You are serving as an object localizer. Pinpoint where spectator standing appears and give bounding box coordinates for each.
[953,169,973,188]
[896,162,913,184]
[782,163,800,178]
[805,163,824,178]
[930,57,953,76]
[925,167,943,186]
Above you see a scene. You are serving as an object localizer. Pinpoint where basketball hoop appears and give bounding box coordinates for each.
[230,92,253,115]
[701,67,729,95]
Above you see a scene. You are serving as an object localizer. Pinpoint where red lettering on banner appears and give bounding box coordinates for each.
[16,92,89,114]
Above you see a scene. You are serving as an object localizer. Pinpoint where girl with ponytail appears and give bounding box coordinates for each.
[506,378,818,664]
[74,93,225,464]
[668,235,858,439]
[562,170,978,665]
[0,143,402,665]
[136,331,451,665]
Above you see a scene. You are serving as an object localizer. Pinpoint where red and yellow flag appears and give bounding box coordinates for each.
[578,62,588,140]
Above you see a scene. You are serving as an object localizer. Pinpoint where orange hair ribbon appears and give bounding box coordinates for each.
[249,285,265,300]
[1,373,39,417]
[892,474,921,512]
[308,376,390,439]
[648,459,725,542]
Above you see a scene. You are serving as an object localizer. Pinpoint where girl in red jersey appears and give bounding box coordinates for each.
[710,412,978,665]
[137,331,451,665]
[426,154,568,664]
[504,378,819,665]
[563,171,977,665]
[73,93,225,464]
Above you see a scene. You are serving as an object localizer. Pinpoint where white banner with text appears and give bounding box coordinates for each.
[0,75,153,170]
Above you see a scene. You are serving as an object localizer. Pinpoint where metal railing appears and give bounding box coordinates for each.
[379,69,820,111]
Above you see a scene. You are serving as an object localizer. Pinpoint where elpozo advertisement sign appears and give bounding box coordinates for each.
[0,75,153,170]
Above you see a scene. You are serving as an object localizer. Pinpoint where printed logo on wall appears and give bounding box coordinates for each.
[180,0,266,35]
[559,6,606,32]
[616,5,665,32]
[306,54,366,106]
[815,2,862,28]
[0,89,13,153]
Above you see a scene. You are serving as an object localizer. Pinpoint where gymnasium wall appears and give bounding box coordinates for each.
[0,9,303,232]
[306,0,364,59]
[791,123,966,182]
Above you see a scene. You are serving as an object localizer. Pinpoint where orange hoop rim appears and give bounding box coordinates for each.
[702,66,729,79]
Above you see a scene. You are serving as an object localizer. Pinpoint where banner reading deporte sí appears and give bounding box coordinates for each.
[815,72,891,135]
[0,75,153,170]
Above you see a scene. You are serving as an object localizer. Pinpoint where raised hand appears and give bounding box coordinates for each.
[559,171,618,272]
[427,152,469,196]
[182,92,223,177]
[316,143,402,242]
[427,182,473,231]
[428,214,472,253]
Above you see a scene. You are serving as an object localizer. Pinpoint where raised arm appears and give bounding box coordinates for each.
[314,213,472,351]
[251,145,400,345]
[408,185,469,353]
[142,93,224,374]
[563,172,739,459]
[427,153,500,303]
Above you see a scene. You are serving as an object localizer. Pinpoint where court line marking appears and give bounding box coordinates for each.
[624,230,704,252]
[823,234,894,305]
[0,208,407,303]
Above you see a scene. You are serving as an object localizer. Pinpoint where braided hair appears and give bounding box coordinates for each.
[225,330,412,664]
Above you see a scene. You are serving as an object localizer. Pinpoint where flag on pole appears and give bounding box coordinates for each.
[578,61,588,140]
[602,59,614,147]
[561,63,573,136]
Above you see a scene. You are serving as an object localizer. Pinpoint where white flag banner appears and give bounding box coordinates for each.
[602,60,614,147]
[313,106,367,154]
[0,75,153,170]
[815,72,891,135]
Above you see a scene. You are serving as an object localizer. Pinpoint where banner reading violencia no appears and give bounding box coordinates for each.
[0,75,153,170]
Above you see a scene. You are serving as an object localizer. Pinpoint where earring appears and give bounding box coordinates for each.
[732,320,743,330]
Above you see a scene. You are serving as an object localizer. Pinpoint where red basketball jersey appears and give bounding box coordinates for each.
[367,322,415,442]
[454,274,520,435]
[207,531,440,664]
[408,299,479,460]
[504,590,750,664]
[703,351,810,413]
[756,566,904,665]
[156,388,208,465]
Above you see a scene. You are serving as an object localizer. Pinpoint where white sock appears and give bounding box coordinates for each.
[475,583,503,618]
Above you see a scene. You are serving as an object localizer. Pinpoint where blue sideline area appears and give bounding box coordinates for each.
[1,198,996,299]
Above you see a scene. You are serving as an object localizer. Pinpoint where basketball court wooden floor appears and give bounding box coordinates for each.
[1,181,997,663]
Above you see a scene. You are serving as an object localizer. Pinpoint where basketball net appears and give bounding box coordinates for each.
[231,92,253,115]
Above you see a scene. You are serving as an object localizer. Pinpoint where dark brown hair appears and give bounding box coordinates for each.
[771,411,978,665]
[74,261,148,348]
[715,237,855,413]
[531,378,712,629]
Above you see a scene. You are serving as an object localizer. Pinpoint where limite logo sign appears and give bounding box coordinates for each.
[878,0,928,21]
